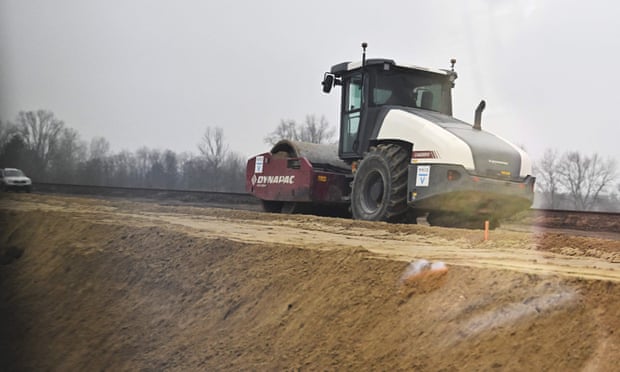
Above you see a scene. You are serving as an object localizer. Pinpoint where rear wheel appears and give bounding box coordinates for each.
[351,144,409,222]
[261,200,283,213]
[280,202,299,214]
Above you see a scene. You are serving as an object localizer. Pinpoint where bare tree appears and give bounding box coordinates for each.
[557,151,617,210]
[0,120,5,145]
[15,110,65,173]
[89,136,111,160]
[0,135,36,174]
[220,152,245,192]
[135,147,152,184]
[0,120,18,151]
[198,126,228,171]
[146,151,165,188]
[265,115,335,145]
[299,114,335,144]
[533,148,561,208]
[181,155,207,189]
[162,150,179,188]
[48,127,87,182]
[107,150,136,187]
[264,119,299,145]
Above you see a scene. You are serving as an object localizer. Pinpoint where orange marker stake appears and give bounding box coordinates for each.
[484,220,490,241]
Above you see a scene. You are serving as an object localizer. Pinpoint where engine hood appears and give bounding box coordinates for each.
[377,108,530,179]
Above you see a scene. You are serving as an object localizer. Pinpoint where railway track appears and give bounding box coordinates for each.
[25,182,620,234]
[31,182,260,206]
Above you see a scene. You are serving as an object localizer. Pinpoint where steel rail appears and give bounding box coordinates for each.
[532,208,620,217]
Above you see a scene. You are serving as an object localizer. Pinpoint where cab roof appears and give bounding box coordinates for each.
[330,58,450,77]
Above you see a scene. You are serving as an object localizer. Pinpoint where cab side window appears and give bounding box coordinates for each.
[342,74,362,154]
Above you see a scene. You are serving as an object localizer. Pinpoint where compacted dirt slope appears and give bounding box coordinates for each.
[1,194,619,371]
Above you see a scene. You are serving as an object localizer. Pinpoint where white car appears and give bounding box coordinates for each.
[0,168,32,192]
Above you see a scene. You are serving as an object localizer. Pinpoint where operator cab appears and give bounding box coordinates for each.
[322,59,456,160]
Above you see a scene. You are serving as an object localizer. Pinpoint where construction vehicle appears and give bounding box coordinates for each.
[246,43,535,228]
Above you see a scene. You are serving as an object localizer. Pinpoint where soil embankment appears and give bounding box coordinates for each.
[1,194,619,370]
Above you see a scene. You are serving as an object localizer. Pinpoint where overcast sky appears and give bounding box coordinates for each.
[1,0,619,163]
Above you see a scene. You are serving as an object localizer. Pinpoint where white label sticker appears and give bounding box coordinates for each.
[255,155,264,173]
[416,165,430,187]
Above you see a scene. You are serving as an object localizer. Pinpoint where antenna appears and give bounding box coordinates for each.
[362,42,368,66]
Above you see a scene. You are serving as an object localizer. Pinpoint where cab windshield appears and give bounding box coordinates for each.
[370,67,451,115]
[4,169,24,177]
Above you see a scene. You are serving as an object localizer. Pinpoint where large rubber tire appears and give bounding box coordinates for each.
[280,202,300,214]
[261,200,283,213]
[351,144,409,222]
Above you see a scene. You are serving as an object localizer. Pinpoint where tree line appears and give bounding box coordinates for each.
[534,149,619,211]
[0,110,247,191]
[0,110,335,193]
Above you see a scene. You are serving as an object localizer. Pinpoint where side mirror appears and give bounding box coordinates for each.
[321,73,334,93]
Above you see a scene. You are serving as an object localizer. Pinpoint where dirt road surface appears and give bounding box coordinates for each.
[1,194,619,371]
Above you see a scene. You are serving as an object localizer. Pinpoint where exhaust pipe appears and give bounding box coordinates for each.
[474,100,486,130]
